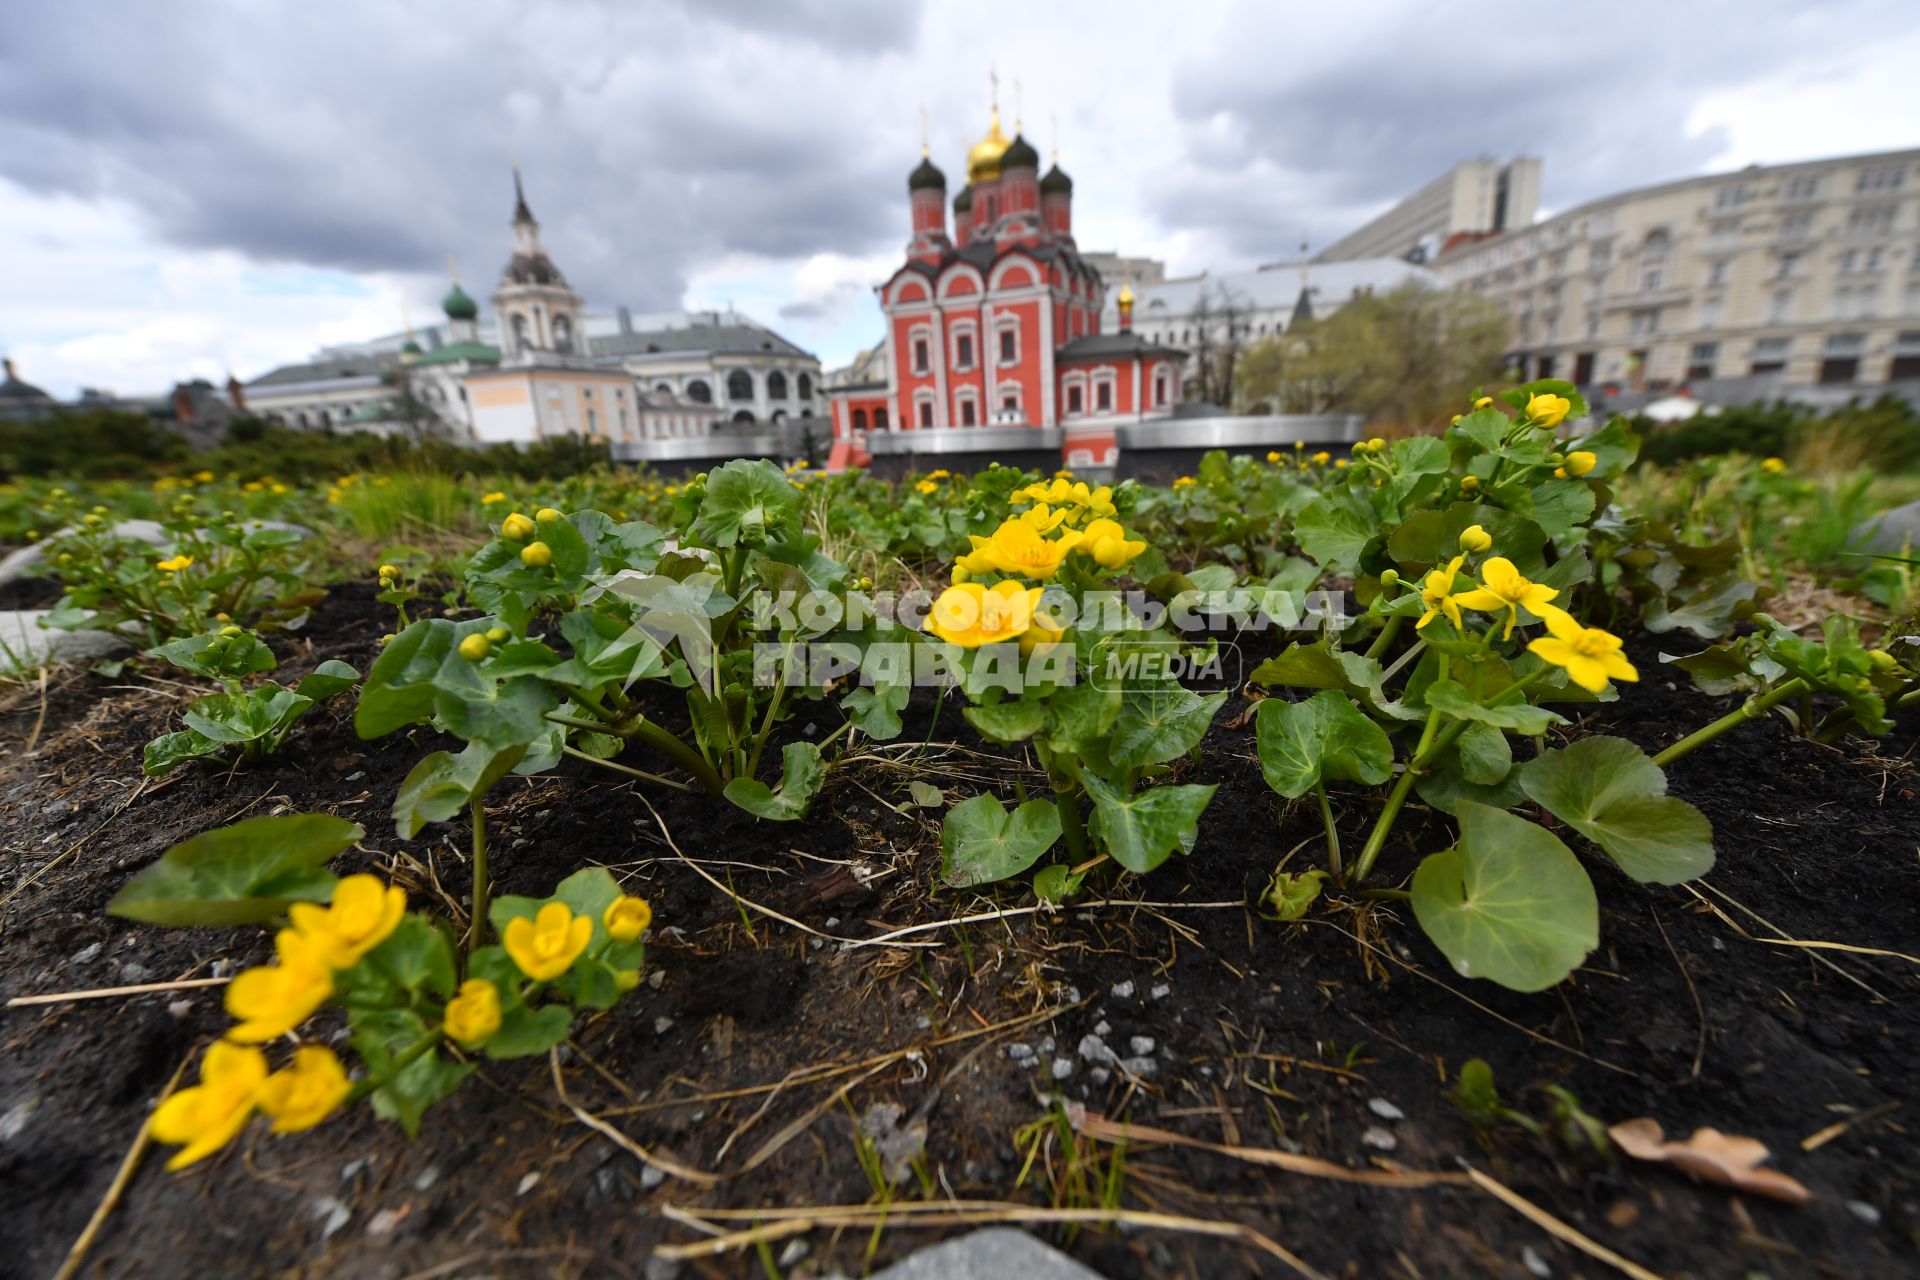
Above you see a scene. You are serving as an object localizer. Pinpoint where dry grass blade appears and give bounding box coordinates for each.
[0,778,150,913]
[7,976,230,1009]
[847,898,1245,950]
[54,1054,190,1280]
[548,1049,720,1187]
[1466,1165,1665,1280]
[656,1200,1329,1279]
[1071,1111,1469,1188]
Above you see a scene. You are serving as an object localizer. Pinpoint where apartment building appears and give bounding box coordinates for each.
[1317,157,1542,264]
[1433,148,1920,397]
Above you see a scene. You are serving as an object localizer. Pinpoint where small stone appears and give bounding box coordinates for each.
[312,1197,351,1240]
[210,958,233,978]
[167,1000,194,1019]
[70,942,101,965]
[1051,1057,1074,1080]
[1110,980,1135,999]
[1006,1042,1036,1063]
[824,917,840,929]
[1077,1034,1113,1064]
[1062,984,1082,1004]
[778,1239,810,1267]
[119,961,153,984]
[340,1159,367,1181]
[1120,1056,1158,1079]
[916,1015,932,1030]
[653,1016,674,1035]
[640,1164,667,1191]
[1362,1126,1398,1151]
[648,969,665,989]
[517,1172,542,1196]
[1521,1245,1551,1277]
[1847,1200,1882,1225]
[0,1099,35,1142]
[1367,1098,1405,1122]
[1128,1036,1156,1056]
[413,1167,440,1191]
[1089,1067,1111,1085]
[366,1208,404,1237]
[1094,1020,1111,1037]
[345,771,366,783]
[1149,983,1170,1001]
[1038,1037,1055,1054]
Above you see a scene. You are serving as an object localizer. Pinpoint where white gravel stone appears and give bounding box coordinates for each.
[1361,1126,1398,1151]
[1110,980,1135,999]
[1367,1097,1405,1122]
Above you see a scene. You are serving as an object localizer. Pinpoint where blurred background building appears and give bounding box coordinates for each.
[1316,156,1542,265]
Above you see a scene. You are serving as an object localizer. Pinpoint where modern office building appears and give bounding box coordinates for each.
[1433,147,1920,398]
[1316,157,1541,264]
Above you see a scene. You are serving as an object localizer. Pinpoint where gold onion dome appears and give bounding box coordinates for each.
[1117,281,1135,306]
[967,107,1010,183]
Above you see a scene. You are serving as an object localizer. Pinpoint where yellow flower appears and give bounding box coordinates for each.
[1474,396,1493,409]
[501,513,536,541]
[224,930,334,1042]
[1334,459,1349,469]
[1018,603,1068,657]
[604,895,653,943]
[1452,557,1560,639]
[1528,607,1639,693]
[924,580,1042,648]
[504,902,593,982]
[1077,518,1147,569]
[287,874,406,969]
[255,1045,351,1134]
[1458,524,1493,554]
[1172,475,1197,489]
[981,519,1075,579]
[1311,451,1331,465]
[928,469,951,480]
[1267,450,1282,463]
[442,978,503,1046]
[195,470,215,482]
[482,491,508,505]
[155,554,194,572]
[1459,475,1480,492]
[150,1042,267,1170]
[1524,393,1571,428]
[377,563,398,579]
[1415,556,1468,632]
[270,484,289,495]
[914,480,938,495]
[520,541,553,568]
[1563,451,1597,477]
[1761,457,1787,474]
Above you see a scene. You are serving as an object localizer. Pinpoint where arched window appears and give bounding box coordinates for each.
[731,409,755,424]
[771,409,787,424]
[797,372,813,400]
[686,379,712,404]
[553,314,574,354]
[727,368,754,401]
[511,314,530,351]
[874,407,889,429]
[852,408,869,430]
[655,382,674,396]
[767,370,789,400]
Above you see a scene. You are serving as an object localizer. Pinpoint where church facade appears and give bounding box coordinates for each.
[827,98,1184,471]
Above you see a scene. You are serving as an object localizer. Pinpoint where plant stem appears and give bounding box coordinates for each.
[466,796,488,960]
[561,745,695,792]
[1352,887,1412,902]
[1055,776,1089,862]
[1651,677,1810,768]
[546,710,726,794]
[1314,782,1342,876]
[1363,614,1403,663]
[346,1029,445,1103]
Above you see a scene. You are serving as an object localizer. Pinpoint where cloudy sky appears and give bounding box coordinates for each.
[3,0,1917,397]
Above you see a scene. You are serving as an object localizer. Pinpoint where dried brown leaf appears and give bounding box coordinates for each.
[1608,1118,1814,1205]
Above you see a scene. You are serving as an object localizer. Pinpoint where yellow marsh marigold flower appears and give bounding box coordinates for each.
[504,902,593,982]
[1077,518,1147,570]
[224,930,334,1043]
[1018,603,1068,657]
[1528,607,1639,693]
[1474,396,1493,409]
[1563,451,1597,477]
[1459,474,1480,492]
[1761,456,1787,474]
[288,874,405,969]
[914,480,938,495]
[151,1041,267,1170]
[1453,557,1560,640]
[924,580,1042,648]
[981,519,1076,579]
[442,978,503,1046]
[155,554,194,572]
[256,1045,351,1134]
[604,895,653,943]
[481,491,508,505]
[928,469,951,480]
[1267,451,1283,463]
[1311,451,1331,465]
[1524,393,1571,428]
[520,540,553,568]
[501,513,536,541]
[1416,556,1468,632]
[1458,524,1493,554]
[1172,475,1197,489]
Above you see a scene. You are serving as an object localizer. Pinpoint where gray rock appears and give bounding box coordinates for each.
[1852,500,1920,556]
[0,610,133,673]
[1149,983,1170,1001]
[1118,1056,1158,1079]
[1362,1126,1398,1151]
[867,1227,1106,1280]
[640,1164,667,1191]
[1076,1034,1114,1064]
[1050,1057,1074,1080]
[1128,1035,1156,1056]
[1847,1199,1882,1225]
[1367,1097,1405,1122]
[1521,1245,1551,1277]
[1109,980,1134,999]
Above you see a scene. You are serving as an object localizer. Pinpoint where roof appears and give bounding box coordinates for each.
[1001,134,1040,171]
[592,322,814,361]
[1040,164,1072,196]
[0,362,54,405]
[1055,332,1185,364]
[410,340,501,367]
[1119,258,1439,321]
[909,156,946,192]
[502,250,567,286]
[247,354,394,388]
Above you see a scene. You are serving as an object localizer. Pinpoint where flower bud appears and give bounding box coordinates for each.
[536,507,563,524]
[379,633,395,647]
[1474,396,1493,409]
[520,540,553,568]
[377,564,398,579]
[501,513,536,541]
[458,633,491,662]
[1459,475,1480,492]
[486,626,511,643]
[1379,569,1400,587]
[1459,524,1493,554]
[219,625,243,638]
[1869,649,1897,671]
[1367,437,1387,453]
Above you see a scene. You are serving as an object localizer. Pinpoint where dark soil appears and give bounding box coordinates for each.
[2,595,1917,1279]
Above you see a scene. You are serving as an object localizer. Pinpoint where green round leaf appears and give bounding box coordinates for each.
[940,794,1063,888]
[107,812,361,927]
[1518,735,1715,884]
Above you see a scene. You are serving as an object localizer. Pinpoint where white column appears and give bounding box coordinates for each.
[1039,289,1056,426]
[930,307,948,428]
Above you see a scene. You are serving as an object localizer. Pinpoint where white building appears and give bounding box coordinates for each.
[1317,157,1542,264]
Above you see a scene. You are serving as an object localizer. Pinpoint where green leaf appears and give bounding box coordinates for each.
[1410,801,1598,992]
[1081,772,1217,875]
[939,793,1063,888]
[1032,863,1087,904]
[358,914,456,999]
[1519,736,1715,884]
[1454,721,1513,786]
[693,458,803,547]
[549,866,625,939]
[182,686,307,744]
[1111,687,1226,771]
[1261,868,1327,921]
[723,741,827,821]
[1388,504,1549,575]
[843,683,910,740]
[147,631,277,681]
[1046,679,1123,755]
[107,812,360,927]
[964,699,1047,743]
[294,659,361,701]
[369,1047,473,1138]
[1295,492,1379,570]
[393,741,529,839]
[142,728,224,777]
[1422,678,1566,735]
[907,781,945,809]
[1247,640,1422,722]
[484,1003,574,1058]
[1253,691,1393,799]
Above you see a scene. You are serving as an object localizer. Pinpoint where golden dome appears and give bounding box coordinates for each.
[1117,282,1136,306]
[967,106,1010,183]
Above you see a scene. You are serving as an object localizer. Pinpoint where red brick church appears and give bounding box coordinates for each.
[828,93,1185,471]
